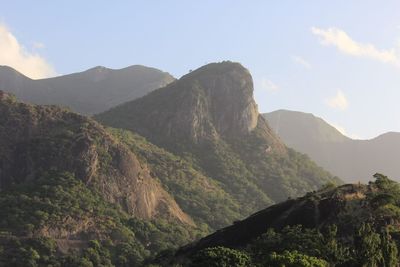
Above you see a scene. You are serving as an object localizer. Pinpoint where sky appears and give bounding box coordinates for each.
[1,1,400,139]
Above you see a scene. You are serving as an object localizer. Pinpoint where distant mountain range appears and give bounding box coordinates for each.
[0,65,174,115]
[264,110,400,183]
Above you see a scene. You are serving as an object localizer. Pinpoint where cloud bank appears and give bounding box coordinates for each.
[0,24,56,79]
[311,27,399,65]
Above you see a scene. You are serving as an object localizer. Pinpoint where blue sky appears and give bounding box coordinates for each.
[1,1,400,139]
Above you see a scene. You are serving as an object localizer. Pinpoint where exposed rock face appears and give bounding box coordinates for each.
[0,91,193,225]
[180,62,259,137]
[97,62,266,145]
[0,65,175,115]
[96,61,337,214]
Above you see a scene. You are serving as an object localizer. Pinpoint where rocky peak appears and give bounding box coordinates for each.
[96,61,260,144]
[181,62,259,137]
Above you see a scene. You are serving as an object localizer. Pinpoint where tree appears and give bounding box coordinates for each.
[322,224,350,265]
[191,246,252,267]
[264,250,328,267]
[353,223,383,267]
[380,228,398,267]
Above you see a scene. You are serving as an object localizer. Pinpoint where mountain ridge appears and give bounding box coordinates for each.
[0,64,175,115]
[264,109,400,182]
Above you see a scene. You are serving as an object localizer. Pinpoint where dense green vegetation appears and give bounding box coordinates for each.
[1,95,395,267]
[186,223,398,267]
[108,125,339,230]
[217,122,341,203]
[0,171,200,266]
[191,247,252,267]
[109,129,242,230]
[1,94,213,265]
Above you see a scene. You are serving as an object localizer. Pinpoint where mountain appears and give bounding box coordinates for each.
[0,62,343,265]
[0,89,274,265]
[264,110,400,183]
[0,90,205,265]
[0,64,174,115]
[0,90,192,224]
[97,61,341,216]
[175,174,400,266]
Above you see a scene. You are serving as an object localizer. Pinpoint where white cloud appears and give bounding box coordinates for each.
[260,78,279,92]
[326,90,349,111]
[292,56,311,69]
[311,26,399,65]
[0,24,56,79]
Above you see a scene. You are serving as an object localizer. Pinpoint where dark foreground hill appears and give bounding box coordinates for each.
[0,64,174,115]
[264,110,400,182]
[173,174,400,267]
[97,61,341,216]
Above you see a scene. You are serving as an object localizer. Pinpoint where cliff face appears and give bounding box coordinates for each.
[0,91,192,225]
[96,61,338,216]
[179,63,259,138]
[97,62,283,152]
